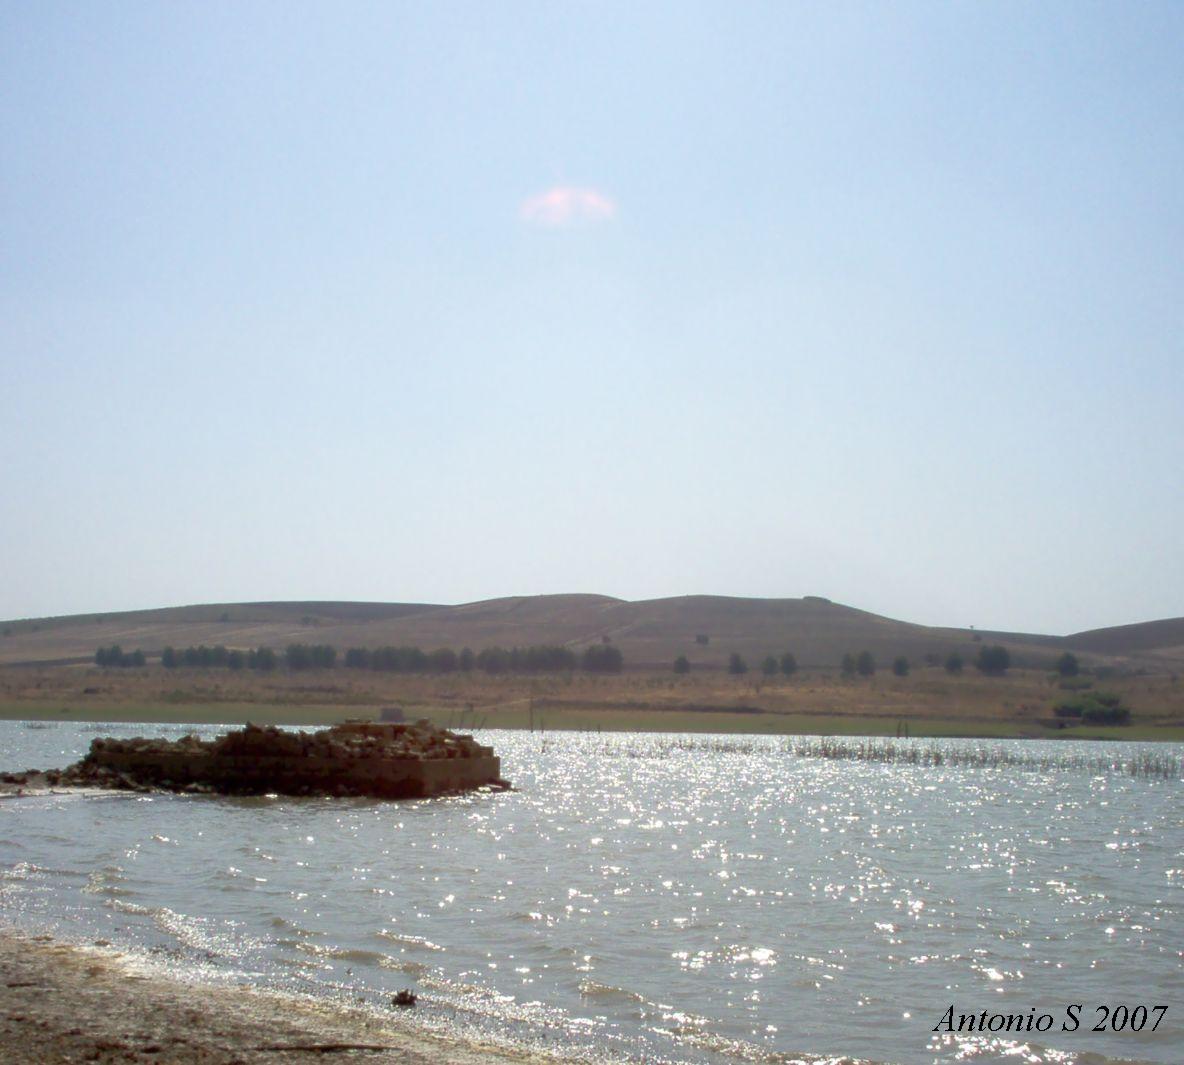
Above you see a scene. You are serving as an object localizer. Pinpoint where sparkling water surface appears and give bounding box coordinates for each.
[1,722,1181,1064]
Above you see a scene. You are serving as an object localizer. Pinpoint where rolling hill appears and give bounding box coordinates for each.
[2,595,1180,672]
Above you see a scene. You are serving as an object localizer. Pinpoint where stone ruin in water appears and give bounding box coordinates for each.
[19,720,508,799]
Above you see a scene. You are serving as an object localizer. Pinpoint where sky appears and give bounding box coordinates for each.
[2,2,1181,635]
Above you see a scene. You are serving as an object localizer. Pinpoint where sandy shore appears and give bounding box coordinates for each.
[0,930,555,1064]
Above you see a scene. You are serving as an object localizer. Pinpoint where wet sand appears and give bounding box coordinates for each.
[0,930,553,1064]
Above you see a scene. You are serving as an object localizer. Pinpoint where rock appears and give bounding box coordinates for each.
[14,721,506,801]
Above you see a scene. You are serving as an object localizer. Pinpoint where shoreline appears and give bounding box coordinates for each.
[2,705,1181,742]
[0,928,558,1064]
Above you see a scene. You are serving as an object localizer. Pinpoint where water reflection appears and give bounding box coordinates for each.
[1,725,1181,1064]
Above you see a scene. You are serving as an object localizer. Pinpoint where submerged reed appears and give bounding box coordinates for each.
[787,737,1180,781]
[538,733,1181,781]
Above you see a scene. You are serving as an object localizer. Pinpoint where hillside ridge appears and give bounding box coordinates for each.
[2,594,1180,671]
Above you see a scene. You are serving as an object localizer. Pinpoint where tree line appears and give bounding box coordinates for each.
[345,643,623,674]
[160,645,279,671]
[101,639,1025,679]
[140,642,624,675]
[667,644,1015,678]
[837,645,1012,678]
[673,652,799,675]
[94,645,146,668]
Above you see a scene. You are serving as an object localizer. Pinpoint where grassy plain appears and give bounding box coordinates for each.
[0,662,1181,741]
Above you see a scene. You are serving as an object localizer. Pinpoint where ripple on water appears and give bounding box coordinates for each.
[374,929,445,952]
[0,724,1180,1065]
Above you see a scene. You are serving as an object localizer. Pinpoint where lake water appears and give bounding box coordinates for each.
[1,722,1181,1064]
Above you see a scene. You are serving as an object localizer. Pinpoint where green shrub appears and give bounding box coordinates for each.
[1056,652,1080,677]
[1053,691,1131,726]
[975,645,1010,675]
[1082,705,1131,726]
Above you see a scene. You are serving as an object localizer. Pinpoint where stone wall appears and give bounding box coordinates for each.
[69,720,507,799]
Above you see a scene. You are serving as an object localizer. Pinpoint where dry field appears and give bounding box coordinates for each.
[1,663,1182,741]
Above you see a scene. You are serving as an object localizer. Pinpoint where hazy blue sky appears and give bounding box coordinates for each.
[2,2,1181,634]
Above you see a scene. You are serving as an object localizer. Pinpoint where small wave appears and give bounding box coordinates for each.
[578,979,646,1004]
[378,957,430,977]
[374,929,445,952]
[931,1031,1129,1065]
[107,898,152,915]
[83,865,131,897]
[267,915,321,938]
[152,906,255,958]
[91,883,135,898]
[293,943,388,967]
[274,954,328,972]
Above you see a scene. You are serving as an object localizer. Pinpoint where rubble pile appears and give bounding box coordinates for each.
[2,721,508,799]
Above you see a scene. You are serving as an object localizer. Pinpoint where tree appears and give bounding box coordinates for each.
[779,652,798,677]
[856,651,876,677]
[582,644,623,673]
[840,652,857,678]
[94,644,143,667]
[1056,652,1080,677]
[286,644,335,670]
[313,645,337,669]
[728,652,748,675]
[944,652,964,675]
[248,647,277,672]
[427,647,458,673]
[458,647,476,672]
[161,646,179,669]
[345,647,371,669]
[673,655,691,675]
[892,656,910,677]
[478,647,510,674]
[975,645,1011,675]
[286,644,312,671]
[761,655,778,676]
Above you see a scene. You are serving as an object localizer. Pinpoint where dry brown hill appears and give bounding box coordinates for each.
[1,595,1179,672]
[1065,617,1184,664]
